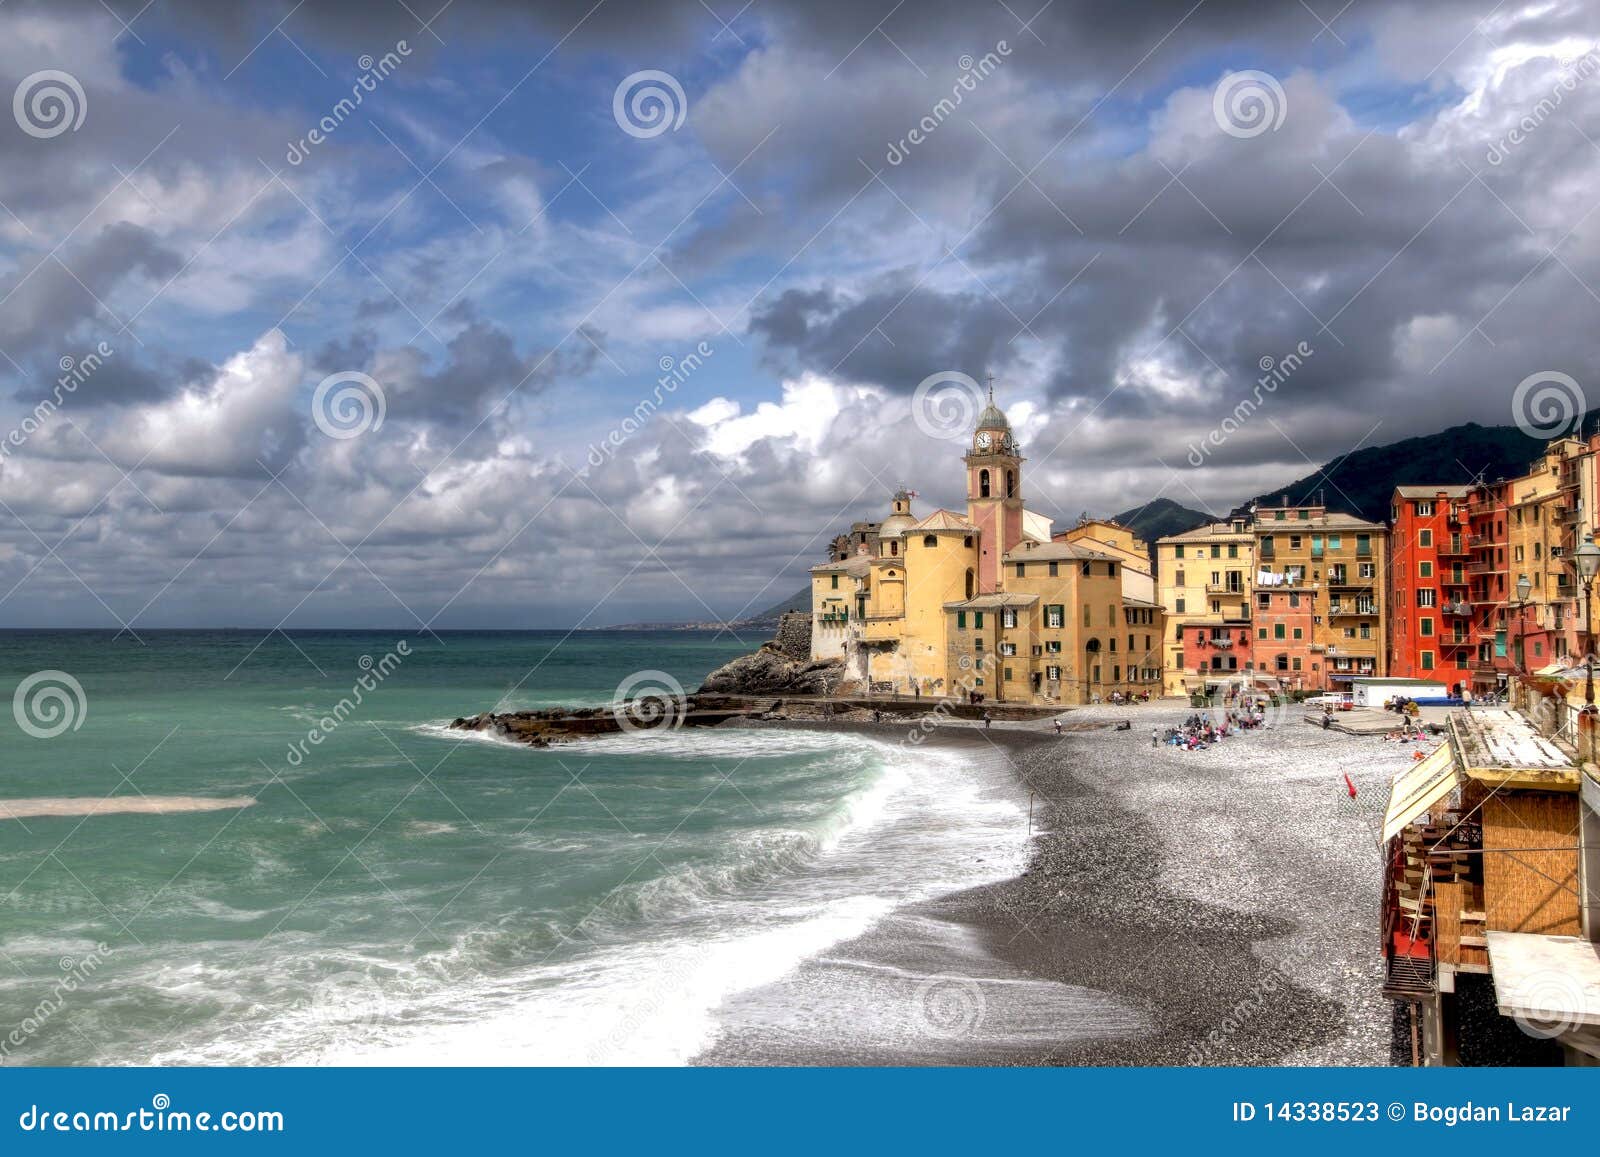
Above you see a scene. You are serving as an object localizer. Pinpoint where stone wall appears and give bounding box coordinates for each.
[772,611,812,661]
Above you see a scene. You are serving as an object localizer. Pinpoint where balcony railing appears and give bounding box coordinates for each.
[1437,540,1470,558]
[1466,561,1497,575]
[1329,604,1378,617]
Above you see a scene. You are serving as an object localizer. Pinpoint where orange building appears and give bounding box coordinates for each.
[1387,485,1473,697]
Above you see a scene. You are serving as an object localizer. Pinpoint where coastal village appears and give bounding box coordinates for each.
[807,388,1600,708]
[790,388,1600,1067]
[459,388,1600,1069]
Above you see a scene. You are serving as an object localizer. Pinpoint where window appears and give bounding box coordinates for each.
[1048,562,1059,577]
[1113,665,1121,681]
[1045,604,1064,629]
[1003,667,1013,681]
[1420,618,1434,637]
[1274,623,1286,639]
[1417,589,1436,608]
[924,535,937,548]
[999,642,1016,656]
[1081,562,1091,576]
[1002,608,1017,629]
[1210,545,1220,558]
[956,612,966,629]
[1292,627,1303,640]
[1257,627,1267,639]
[1228,543,1238,558]
[1175,598,1186,614]
[974,612,985,628]
[979,469,991,498]
[1290,535,1302,549]
[1419,529,1433,548]
[1292,657,1302,671]
[1421,651,1435,670]
[1360,563,1375,579]
[1046,640,1062,653]
[1015,563,1025,578]
[1420,561,1433,577]
[1175,545,1185,558]
[1176,570,1185,586]
[830,574,839,589]
[1417,501,1434,516]
[1046,665,1061,680]
[1174,651,1184,669]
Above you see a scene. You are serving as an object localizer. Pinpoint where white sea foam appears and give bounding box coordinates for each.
[292,733,1025,1065]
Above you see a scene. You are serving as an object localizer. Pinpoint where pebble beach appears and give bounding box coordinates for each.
[698,704,1431,1065]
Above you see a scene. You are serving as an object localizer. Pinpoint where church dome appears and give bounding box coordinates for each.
[879,513,916,537]
[976,385,1009,429]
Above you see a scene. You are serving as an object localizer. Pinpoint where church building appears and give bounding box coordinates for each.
[810,389,1164,704]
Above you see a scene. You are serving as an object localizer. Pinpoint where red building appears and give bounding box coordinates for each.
[1387,485,1473,696]
[1254,585,1319,688]
[1178,619,1253,687]
[1465,478,1513,696]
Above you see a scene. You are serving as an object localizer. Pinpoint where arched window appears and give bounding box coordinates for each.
[964,569,975,600]
[963,535,973,547]
[889,541,898,556]
[979,469,991,498]
[1006,470,1015,497]
[924,535,938,548]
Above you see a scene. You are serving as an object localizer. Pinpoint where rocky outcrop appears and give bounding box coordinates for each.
[698,645,843,696]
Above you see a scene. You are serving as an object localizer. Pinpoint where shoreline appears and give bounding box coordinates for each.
[694,708,1403,1066]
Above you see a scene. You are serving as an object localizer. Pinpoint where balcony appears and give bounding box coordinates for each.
[1329,604,1379,618]
[1437,540,1470,558]
[1469,534,1492,548]
[1558,506,1582,525]
[1466,560,1498,575]
[1441,601,1473,616]
[1205,582,1247,597]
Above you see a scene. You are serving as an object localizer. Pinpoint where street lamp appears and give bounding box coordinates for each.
[1514,574,1532,674]
[1576,534,1600,707]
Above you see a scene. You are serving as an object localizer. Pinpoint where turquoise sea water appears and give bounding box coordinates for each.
[0,630,1029,1065]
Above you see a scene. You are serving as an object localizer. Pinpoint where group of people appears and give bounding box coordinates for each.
[1156,708,1270,750]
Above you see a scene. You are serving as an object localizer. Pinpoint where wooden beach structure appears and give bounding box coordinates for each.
[1379,706,1600,1065]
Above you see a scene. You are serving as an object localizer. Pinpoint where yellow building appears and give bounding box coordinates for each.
[1155,518,1254,696]
[809,390,1164,704]
[1057,517,1155,603]
[1252,501,1388,690]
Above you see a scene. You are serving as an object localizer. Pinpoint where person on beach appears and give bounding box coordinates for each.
[982,709,992,730]
[1053,719,1062,736]
[1151,727,1159,747]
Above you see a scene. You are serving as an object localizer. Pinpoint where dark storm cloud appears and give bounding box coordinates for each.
[749,279,1018,389]
[0,222,182,356]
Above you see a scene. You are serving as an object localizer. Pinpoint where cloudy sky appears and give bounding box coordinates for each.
[0,0,1595,628]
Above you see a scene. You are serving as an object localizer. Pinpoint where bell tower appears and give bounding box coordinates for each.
[964,381,1025,594]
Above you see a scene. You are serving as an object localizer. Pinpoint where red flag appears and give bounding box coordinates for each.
[1343,773,1357,799]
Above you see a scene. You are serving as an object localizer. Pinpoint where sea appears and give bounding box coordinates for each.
[0,629,1072,1065]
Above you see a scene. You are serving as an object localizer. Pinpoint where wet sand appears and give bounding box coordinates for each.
[696,707,1416,1065]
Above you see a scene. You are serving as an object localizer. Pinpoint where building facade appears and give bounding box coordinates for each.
[1388,486,1473,696]
[811,391,1164,704]
[1155,518,1255,696]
